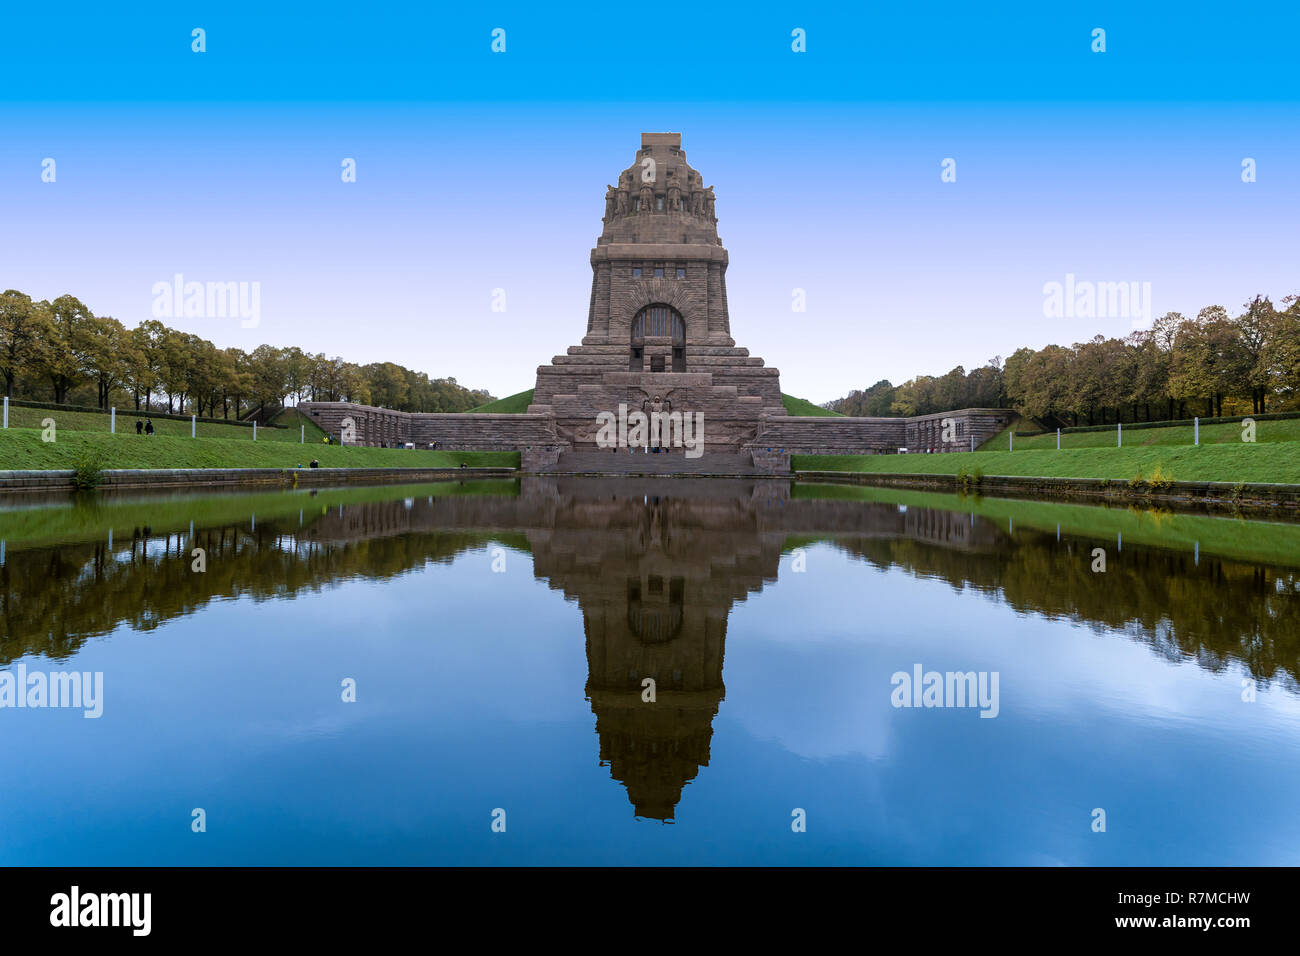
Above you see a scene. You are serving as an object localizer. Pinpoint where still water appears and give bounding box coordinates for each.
[2,476,1298,865]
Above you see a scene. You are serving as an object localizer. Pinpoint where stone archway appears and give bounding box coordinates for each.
[631,303,686,372]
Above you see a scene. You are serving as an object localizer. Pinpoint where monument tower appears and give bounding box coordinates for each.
[529,132,785,451]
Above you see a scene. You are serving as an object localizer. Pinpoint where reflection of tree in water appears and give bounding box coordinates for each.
[0,520,504,663]
[829,532,1300,692]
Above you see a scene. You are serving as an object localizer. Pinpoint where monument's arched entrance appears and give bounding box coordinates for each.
[630,304,686,372]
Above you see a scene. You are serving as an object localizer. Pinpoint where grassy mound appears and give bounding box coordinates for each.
[1,402,307,441]
[0,428,518,471]
[781,394,842,417]
[465,389,535,414]
[1014,416,1300,449]
[793,443,1300,484]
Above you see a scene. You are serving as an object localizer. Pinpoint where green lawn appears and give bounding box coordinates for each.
[466,389,535,413]
[794,443,1300,484]
[3,403,309,442]
[976,420,1018,451]
[0,428,519,471]
[1012,416,1300,449]
[0,478,521,550]
[792,481,1300,569]
[270,406,329,441]
[782,394,842,417]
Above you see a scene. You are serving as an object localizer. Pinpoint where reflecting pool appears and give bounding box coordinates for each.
[2,477,1298,865]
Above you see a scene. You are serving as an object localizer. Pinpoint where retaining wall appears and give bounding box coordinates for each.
[0,467,517,493]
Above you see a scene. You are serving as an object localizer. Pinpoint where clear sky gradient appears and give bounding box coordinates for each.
[2,2,1297,402]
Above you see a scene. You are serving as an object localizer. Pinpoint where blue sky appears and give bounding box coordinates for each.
[2,2,1298,402]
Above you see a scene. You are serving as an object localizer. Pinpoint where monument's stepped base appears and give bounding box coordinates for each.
[538,450,771,477]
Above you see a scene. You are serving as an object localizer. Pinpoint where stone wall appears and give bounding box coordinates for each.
[904,409,1015,453]
[300,401,1013,461]
[749,408,1013,455]
[298,401,565,452]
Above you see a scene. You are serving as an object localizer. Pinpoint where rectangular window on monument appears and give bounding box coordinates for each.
[676,268,685,279]
[655,267,664,278]
[631,347,643,371]
[651,356,665,372]
[673,347,685,372]
[632,267,641,277]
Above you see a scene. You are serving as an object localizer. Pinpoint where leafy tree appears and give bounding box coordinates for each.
[83,315,134,409]
[38,295,97,403]
[0,290,52,398]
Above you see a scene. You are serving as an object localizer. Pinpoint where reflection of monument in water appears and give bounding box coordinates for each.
[526,478,787,820]
[300,475,1004,819]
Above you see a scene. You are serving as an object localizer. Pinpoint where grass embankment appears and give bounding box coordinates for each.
[466,389,535,414]
[1014,416,1300,449]
[781,394,842,417]
[2,402,318,442]
[0,478,520,551]
[792,482,1300,569]
[0,429,519,471]
[270,407,329,441]
[794,443,1300,485]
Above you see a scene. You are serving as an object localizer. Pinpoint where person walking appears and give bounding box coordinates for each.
[135,419,143,435]
[144,419,154,436]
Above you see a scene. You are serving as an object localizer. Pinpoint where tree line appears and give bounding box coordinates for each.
[0,290,495,419]
[828,294,1300,425]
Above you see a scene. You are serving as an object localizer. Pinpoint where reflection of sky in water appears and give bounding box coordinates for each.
[2,489,1299,866]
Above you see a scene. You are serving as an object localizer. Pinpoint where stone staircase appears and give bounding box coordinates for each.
[542,449,772,476]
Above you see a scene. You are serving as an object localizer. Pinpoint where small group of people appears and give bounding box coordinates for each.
[134,419,154,436]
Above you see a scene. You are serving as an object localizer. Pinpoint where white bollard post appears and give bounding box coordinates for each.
[111,407,116,434]
[1118,422,1122,447]
[192,414,196,438]
[3,395,7,429]
[1009,431,1013,452]
[1194,417,1199,446]
[253,421,257,441]
[1056,427,1061,450]
[301,425,305,443]
[969,435,974,453]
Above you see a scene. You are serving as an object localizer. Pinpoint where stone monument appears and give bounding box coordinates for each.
[528,132,785,452]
